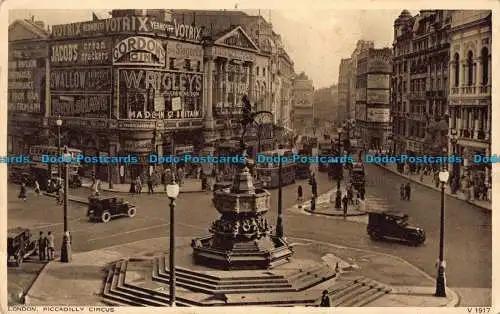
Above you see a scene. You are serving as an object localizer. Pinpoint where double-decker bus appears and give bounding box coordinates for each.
[28,145,82,189]
[255,149,296,189]
[318,140,334,172]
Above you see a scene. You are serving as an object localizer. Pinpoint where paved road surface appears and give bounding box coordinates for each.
[8,167,491,305]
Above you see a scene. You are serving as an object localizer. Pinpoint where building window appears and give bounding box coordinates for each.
[467,51,474,86]
[454,53,460,87]
[481,47,489,85]
[263,67,266,76]
[256,67,260,76]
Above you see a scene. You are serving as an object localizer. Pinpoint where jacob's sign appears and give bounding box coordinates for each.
[113,36,165,66]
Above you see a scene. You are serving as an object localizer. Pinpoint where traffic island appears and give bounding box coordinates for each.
[301,189,367,217]
[23,236,458,307]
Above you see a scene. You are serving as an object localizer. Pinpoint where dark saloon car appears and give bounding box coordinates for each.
[87,196,137,223]
[367,211,425,246]
[7,228,38,267]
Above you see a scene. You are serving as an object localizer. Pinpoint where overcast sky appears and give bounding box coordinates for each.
[9,8,412,89]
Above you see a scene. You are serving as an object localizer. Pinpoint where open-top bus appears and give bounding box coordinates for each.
[255,149,296,189]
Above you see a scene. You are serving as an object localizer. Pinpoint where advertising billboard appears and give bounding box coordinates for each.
[51,94,110,118]
[50,38,112,66]
[366,108,390,122]
[119,69,203,120]
[8,57,45,114]
[50,68,112,92]
[166,40,203,73]
[367,89,390,104]
[51,16,202,41]
[113,36,166,67]
[367,74,390,89]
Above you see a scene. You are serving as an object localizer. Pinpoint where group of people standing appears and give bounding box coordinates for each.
[38,231,55,261]
[400,183,412,201]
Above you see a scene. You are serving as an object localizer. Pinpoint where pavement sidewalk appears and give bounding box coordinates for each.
[23,236,459,307]
[81,178,203,194]
[376,163,491,211]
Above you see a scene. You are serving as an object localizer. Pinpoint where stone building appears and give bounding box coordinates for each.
[313,85,338,125]
[392,10,452,155]
[349,40,374,125]
[292,72,315,135]
[8,18,50,155]
[448,10,492,185]
[8,10,296,182]
[337,58,351,123]
[355,48,393,149]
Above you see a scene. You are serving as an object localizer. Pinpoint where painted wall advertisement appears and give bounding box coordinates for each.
[367,74,390,89]
[367,89,390,104]
[120,69,203,120]
[123,139,153,152]
[50,68,112,92]
[367,57,392,73]
[113,36,165,67]
[356,103,366,121]
[367,108,390,122]
[52,16,202,41]
[50,38,112,66]
[51,94,110,118]
[166,40,203,73]
[8,57,45,114]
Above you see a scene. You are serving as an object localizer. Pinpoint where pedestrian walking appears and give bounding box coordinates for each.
[297,185,304,202]
[46,231,55,260]
[90,175,96,191]
[34,180,40,196]
[347,185,354,205]
[320,290,331,307]
[419,171,424,182]
[93,179,100,196]
[129,180,136,193]
[135,176,142,194]
[18,183,27,201]
[359,186,365,201]
[147,176,154,194]
[56,186,63,205]
[405,183,411,201]
[342,195,348,217]
[400,183,405,200]
[38,231,46,261]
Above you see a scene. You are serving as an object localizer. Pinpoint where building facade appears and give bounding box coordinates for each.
[392,10,452,155]
[337,58,351,123]
[8,10,296,182]
[356,48,392,149]
[313,85,338,124]
[8,18,50,155]
[448,10,492,185]
[292,72,314,135]
[349,40,374,123]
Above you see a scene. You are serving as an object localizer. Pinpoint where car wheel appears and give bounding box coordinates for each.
[101,211,112,223]
[127,207,136,218]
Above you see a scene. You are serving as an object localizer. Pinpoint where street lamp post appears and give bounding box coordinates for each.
[56,117,62,180]
[166,179,180,306]
[335,127,343,209]
[450,129,459,194]
[276,148,284,238]
[60,146,72,263]
[436,169,449,297]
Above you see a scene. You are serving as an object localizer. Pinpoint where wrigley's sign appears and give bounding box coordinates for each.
[128,110,202,119]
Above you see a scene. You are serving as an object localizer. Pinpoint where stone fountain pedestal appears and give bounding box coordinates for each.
[192,162,294,270]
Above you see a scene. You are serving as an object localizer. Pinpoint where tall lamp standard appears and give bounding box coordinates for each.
[60,146,72,263]
[450,129,459,194]
[276,147,284,238]
[166,178,180,306]
[435,169,449,297]
[56,117,63,180]
[335,127,343,209]
[336,127,343,190]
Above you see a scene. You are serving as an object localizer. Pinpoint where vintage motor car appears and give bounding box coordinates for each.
[87,196,136,223]
[367,211,426,246]
[7,228,38,267]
